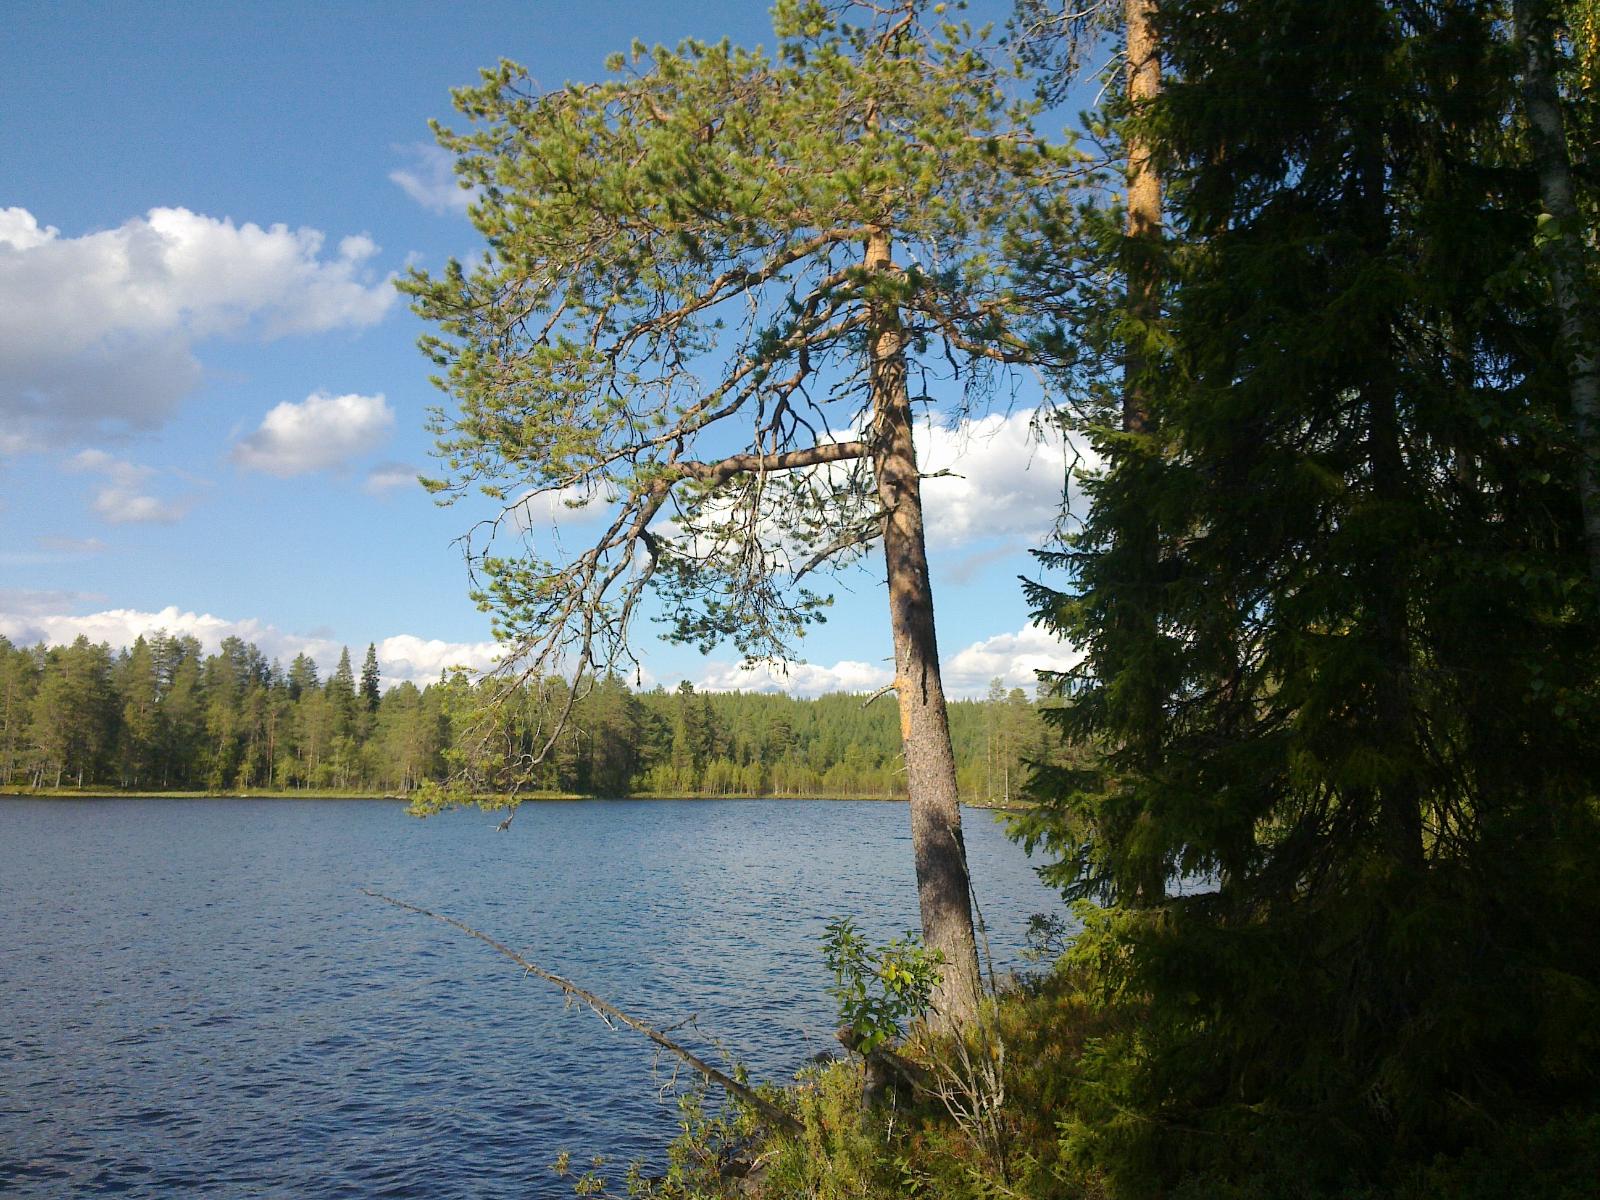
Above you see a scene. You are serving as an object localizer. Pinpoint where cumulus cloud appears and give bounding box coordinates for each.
[373,634,501,687]
[696,657,895,697]
[364,461,421,496]
[0,600,499,689]
[918,409,1089,550]
[389,143,480,215]
[67,448,195,525]
[0,206,395,449]
[232,391,394,476]
[941,622,1083,697]
[0,604,248,657]
[690,622,1080,700]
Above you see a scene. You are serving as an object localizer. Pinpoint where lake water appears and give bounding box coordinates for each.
[0,797,1064,1199]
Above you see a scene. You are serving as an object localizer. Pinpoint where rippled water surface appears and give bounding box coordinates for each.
[0,797,1063,1198]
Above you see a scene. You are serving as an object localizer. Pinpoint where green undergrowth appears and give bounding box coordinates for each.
[587,964,1117,1200]
[570,958,1599,1200]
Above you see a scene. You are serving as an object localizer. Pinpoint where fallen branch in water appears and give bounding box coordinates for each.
[360,887,802,1136]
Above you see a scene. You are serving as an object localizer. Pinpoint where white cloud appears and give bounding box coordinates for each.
[508,484,613,538]
[67,448,195,525]
[696,657,895,697]
[389,143,479,215]
[0,206,395,448]
[0,604,252,657]
[0,208,53,252]
[0,600,499,689]
[655,407,1086,564]
[690,622,1080,700]
[941,621,1083,697]
[364,461,421,495]
[373,634,501,687]
[232,391,394,476]
[94,492,189,524]
[918,409,1089,550]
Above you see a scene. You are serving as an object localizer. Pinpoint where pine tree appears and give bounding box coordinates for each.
[401,0,1085,1025]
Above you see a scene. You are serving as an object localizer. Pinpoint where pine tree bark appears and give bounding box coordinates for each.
[1124,0,1162,440]
[1515,0,1600,590]
[1123,0,1168,906]
[866,224,982,1031]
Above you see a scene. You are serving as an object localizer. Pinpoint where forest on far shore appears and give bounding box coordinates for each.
[0,632,1052,801]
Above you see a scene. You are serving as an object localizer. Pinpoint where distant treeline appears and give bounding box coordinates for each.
[0,632,1053,800]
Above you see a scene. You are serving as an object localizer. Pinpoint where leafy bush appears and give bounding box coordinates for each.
[822,917,943,1054]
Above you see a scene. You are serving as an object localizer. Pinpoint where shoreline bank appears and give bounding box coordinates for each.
[0,788,1029,810]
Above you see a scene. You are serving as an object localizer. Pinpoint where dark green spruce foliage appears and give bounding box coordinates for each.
[1017,1,1600,1194]
[360,643,382,712]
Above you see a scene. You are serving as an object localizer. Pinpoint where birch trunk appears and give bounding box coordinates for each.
[1515,0,1600,589]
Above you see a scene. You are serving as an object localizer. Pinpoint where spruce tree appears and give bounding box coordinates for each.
[326,647,358,744]
[360,643,381,712]
[287,653,319,702]
[1020,0,1600,1190]
[115,637,160,788]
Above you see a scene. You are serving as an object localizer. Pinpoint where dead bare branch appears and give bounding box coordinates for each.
[361,888,802,1136]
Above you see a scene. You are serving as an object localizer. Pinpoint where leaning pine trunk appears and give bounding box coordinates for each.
[866,224,982,1031]
[1515,0,1600,589]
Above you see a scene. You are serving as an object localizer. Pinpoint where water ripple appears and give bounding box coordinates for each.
[0,797,1065,1199]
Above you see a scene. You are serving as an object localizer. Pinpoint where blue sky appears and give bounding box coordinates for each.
[1,1,1087,696]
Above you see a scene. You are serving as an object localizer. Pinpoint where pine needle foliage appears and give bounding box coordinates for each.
[401,0,1083,694]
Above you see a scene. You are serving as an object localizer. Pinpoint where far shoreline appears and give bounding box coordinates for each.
[0,788,1029,811]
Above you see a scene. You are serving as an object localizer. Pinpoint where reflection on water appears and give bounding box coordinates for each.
[0,797,1064,1199]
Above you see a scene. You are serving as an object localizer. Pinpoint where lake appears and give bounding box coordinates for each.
[0,797,1065,1198]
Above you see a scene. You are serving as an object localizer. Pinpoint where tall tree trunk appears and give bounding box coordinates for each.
[1124,0,1162,439]
[866,224,982,1031]
[1515,0,1600,589]
[1122,0,1168,906]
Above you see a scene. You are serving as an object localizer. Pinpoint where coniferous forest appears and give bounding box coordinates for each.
[0,632,1049,800]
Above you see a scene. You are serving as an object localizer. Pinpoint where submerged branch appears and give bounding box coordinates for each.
[361,888,803,1136]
